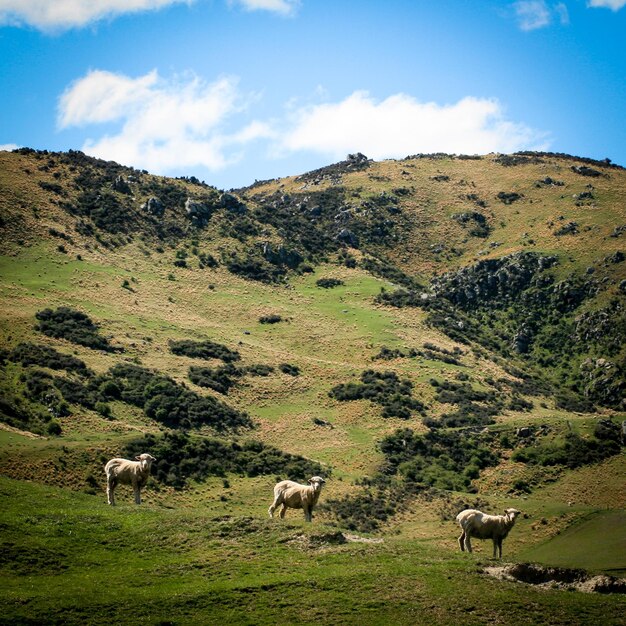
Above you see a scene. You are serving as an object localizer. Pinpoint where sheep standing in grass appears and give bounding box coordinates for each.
[457,508,521,559]
[268,476,326,522]
[105,453,156,506]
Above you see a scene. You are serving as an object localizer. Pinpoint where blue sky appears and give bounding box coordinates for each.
[1,0,625,189]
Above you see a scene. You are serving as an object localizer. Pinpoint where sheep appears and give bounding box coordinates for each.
[268,476,326,522]
[456,508,521,559]
[105,453,156,506]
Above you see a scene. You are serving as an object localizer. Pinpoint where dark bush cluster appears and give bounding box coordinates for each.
[259,314,283,324]
[323,426,499,531]
[323,480,422,533]
[105,363,251,431]
[279,363,300,376]
[380,427,499,491]
[361,257,422,290]
[329,370,426,419]
[429,379,503,428]
[8,343,93,375]
[35,307,118,352]
[497,191,523,204]
[189,362,278,393]
[512,432,619,469]
[223,250,288,283]
[189,364,242,394]
[316,278,344,289]
[169,339,240,363]
[123,431,326,489]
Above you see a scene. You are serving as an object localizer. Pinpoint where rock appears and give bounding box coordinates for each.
[219,193,247,214]
[112,175,131,194]
[185,197,215,226]
[261,242,303,269]
[141,197,164,216]
[336,228,359,248]
[553,222,578,236]
[572,165,602,177]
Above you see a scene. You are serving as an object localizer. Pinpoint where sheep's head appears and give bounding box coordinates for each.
[505,508,521,521]
[136,453,156,470]
[308,476,326,491]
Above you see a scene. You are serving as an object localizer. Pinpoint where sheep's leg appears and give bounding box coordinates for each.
[458,531,466,552]
[279,504,287,519]
[465,536,472,553]
[303,505,311,522]
[134,484,141,505]
[495,538,503,559]
[106,475,116,506]
[268,497,279,518]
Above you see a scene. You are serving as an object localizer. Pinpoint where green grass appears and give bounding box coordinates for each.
[519,509,626,575]
[1,476,624,626]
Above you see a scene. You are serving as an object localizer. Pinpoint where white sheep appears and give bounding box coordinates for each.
[105,453,156,506]
[456,508,521,559]
[268,476,326,522]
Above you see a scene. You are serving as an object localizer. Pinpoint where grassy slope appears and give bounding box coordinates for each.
[1,150,625,624]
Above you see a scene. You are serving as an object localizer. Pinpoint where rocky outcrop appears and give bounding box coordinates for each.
[430,252,557,309]
[141,197,164,216]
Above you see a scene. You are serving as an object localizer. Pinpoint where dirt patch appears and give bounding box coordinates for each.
[285,530,383,550]
[484,562,626,594]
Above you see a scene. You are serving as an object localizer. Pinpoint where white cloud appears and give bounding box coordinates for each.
[279,91,548,160]
[0,143,20,151]
[0,0,189,30]
[587,0,626,9]
[513,1,551,30]
[555,2,570,24]
[229,0,300,15]
[59,70,272,173]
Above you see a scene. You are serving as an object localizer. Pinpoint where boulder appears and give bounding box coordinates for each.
[141,197,164,216]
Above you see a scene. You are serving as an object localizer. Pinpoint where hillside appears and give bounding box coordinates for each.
[0,147,625,624]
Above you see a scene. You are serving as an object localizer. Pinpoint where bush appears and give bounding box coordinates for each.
[8,343,92,376]
[330,370,426,419]
[189,364,242,395]
[259,314,283,324]
[47,420,62,436]
[169,339,240,363]
[512,432,620,469]
[279,363,300,376]
[316,278,344,289]
[35,307,118,352]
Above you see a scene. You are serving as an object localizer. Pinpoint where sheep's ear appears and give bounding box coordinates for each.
[135,455,141,461]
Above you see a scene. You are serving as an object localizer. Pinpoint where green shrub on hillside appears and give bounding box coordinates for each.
[329,370,426,419]
[316,278,344,289]
[512,432,620,469]
[8,343,93,376]
[169,339,240,363]
[35,307,118,352]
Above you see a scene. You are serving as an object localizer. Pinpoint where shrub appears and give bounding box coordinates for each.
[279,363,300,376]
[259,314,283,324]
[189,364,242,395]
[47,420,62,436]
[169,339,240,363]
[330,370,426,419]
[316,278,344,289]
[35,307,118,352]
[107,363,251,431]
[512,432,620,469]
[245,364,274,377]
[8,343,92,375]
